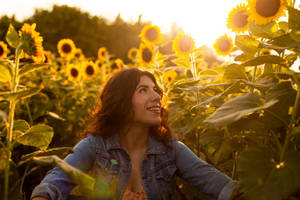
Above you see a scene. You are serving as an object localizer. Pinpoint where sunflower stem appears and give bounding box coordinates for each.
[4,44,21,200]
[280,74,300,161]
[250,66,257,93]
[190,53,199,104]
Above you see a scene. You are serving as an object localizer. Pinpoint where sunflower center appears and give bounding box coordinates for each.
[178,37,193,53]
[168,77,172,82]
[86,65,94,75]
[75,53,80,58]
[62,44,71,53]
[146,28,159,42]
[111,63,118,70]
[233,10,249,28]
[98,62,103,68]
[256,0,281,17]
[142,48,153,63]
[218,38,231,52]
[0,46,4,56]
[71,68,79,78]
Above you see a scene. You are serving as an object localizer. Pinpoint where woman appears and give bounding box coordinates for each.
[31,68,242,200]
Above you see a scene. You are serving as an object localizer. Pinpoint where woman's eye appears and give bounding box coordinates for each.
[139,88,146,93]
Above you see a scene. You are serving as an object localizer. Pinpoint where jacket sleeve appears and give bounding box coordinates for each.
[174,140,237,200]
[31,134,96,200]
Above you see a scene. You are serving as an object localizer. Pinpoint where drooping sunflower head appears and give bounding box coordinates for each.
[98,47,108,60]
[163,70,178,84]
[0,41,8,59]
[140,24,162,44]
[19,23,44,61]
[128,47,139,61]
[172,32,195,57]
[110,58,123,72]
[66,64,81,82]
[248,0,286,25]
[227,4,250,33]
[57,38,76,58]
[138,43,155,67]
[83,61,97,79]
[213,34,233,56]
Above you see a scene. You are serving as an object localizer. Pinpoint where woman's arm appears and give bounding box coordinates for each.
[31,134,96,200]
[174,141,237,200]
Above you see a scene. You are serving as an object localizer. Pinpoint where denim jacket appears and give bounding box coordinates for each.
[31,134,236,200]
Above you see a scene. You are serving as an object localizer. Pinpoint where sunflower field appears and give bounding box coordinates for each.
[1,0,300,199]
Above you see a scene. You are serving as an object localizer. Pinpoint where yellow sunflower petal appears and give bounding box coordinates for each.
[98,47,108,60]
[248,0,286,25]
[57,38,76,58]
[163,70,178,84]
[66,64,81,82]
[140,24,162,44]
[172,32,195,57]
[83,61,97,79]
[227,4,250,33]
[0,41,9,59]
[213,34,233,56]
[19,23,44,62]
[138,43,155,67]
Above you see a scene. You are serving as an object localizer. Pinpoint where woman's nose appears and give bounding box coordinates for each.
[151,90,161,101]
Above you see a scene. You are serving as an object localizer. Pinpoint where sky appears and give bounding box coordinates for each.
[0,0,246,46]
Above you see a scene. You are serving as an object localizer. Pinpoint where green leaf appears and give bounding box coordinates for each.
[224,63,247,80]
[18,147,73,166]
[288,7,300,31]
[5,24,20,48]
[32,155,102,196]
[19,63,49,77]
[0,148,8,170]
[290,30,300,42]
[202,93,278,127]
[16,124,53,150]
[172,57,191,68]
[179,83,231,92]
[241,55,285,67]
[278,21,289,32]
[235,35,260,55]
[239,147,300,200]
[248,20,281,38]
[0,86,42,102]
[234,53,254,62]
[13,119,30,132]
[0,63,12,83]
[270,34,300,48]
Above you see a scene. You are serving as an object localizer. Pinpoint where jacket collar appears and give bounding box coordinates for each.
[105,133,166,155]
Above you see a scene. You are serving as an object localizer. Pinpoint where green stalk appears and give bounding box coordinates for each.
[4,45,21,200]
[190,53,199,104]
[250,66,257,93]
[280,74,300,161]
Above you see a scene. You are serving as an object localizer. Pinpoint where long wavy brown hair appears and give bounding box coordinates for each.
[84,68,175,148]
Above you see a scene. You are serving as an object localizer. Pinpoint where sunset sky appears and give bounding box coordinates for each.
[0,0,246,46]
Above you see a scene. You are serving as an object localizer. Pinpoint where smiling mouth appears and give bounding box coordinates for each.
[146,106,161,113]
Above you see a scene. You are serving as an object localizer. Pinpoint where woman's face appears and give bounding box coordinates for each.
[131,75,162,126]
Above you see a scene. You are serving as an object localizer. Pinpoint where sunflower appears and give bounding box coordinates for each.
[74,48,84,59]
[128,47,139,61]
[213,34,233,56]
[0,41,8,59]
[98,47,108,60]
[172,32,195,57]
[227,4,249,33]
[83,61,97,79]
[19,23,44,62]
[111,58,123,72]
[66,64,81,82]
[163,70,178,84]
[57,38,76,58]
[248,0,286,25]
[138,43,155,67]
[140,24,162,44]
